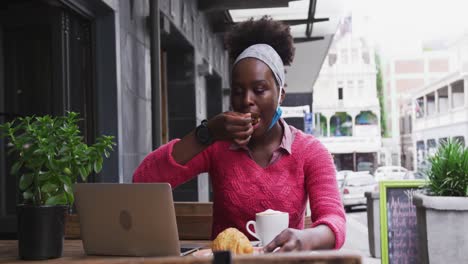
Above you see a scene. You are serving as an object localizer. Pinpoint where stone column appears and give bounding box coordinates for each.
[324,112,333,137]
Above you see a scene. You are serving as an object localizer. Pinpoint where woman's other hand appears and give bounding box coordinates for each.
[264,225,335,252]
[264,228,308,252]
[208,112,254,146]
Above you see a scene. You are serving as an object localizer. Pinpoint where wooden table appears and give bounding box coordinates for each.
[0,240,362,263]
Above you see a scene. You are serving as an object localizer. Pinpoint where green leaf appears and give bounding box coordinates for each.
[38,171,50,181]
[63,167,72,175]
[33,148,44,155]
[63,183,74,204]
[41,183,58,193]
[22,191,33,201]
[78,167,87,181]
[94,160,102,173]
[19,174,34,191]
[10,161,22,175]
[45,194,68,205]
[58,175,72,186]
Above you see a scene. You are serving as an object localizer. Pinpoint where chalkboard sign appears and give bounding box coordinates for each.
[379,180,426,264]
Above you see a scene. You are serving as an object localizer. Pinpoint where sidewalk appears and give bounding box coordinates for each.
[341,212,381,264]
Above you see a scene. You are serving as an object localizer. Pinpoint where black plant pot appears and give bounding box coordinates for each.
[17,204,68,260]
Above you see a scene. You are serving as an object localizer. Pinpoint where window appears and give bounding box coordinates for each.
[416,141,426,170]
[437,86,449,113]
[362,51,370,64]
[416,97,425,118]
[451,80,465,108]
[453,136,465,147]
[426,92,436,115]
[439,137,448,145]
[427,139,437,157]
[315,113,328,137]
[330,112,352,137]
[338,87,343,100]
[356,111,378,125]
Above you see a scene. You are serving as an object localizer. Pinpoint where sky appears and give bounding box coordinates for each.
[351,0,468,56]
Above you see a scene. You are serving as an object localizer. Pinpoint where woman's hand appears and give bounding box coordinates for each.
[264,226,335,253]
[264,228,309,252]
[208,112,254,146]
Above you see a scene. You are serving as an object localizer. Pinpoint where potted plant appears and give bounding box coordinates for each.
[412,139,468,263]
[0,112,115,260]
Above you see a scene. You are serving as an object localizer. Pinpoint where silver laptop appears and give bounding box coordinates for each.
[74,183,197,257]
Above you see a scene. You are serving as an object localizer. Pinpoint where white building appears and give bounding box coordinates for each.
[313,26,381,172]
[411,35,468,171]
[382,50,454,168]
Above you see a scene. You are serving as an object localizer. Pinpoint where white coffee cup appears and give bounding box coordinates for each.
[245,210,289,246]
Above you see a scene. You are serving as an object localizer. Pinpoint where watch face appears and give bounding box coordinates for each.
[197,126,211,144]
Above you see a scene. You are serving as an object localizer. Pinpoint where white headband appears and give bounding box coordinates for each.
[233,44,285,89]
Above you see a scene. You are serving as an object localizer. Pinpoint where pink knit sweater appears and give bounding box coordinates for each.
[133,130,346,249]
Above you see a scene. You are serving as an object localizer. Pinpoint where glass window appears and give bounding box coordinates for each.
[362,52,370,64]
[437,86,449,113]
[439,137,448,145]
[451,80,465,108]
[356,111,378,125]
[453,136,465,147]
[426,92,436,115]
[416,97,425,118]
[427,139,437,157]
[416,140,426,170]
[314,113,328,137]
[330,112,352,137]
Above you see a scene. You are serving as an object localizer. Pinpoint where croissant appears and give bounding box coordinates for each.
[211,228,254,255]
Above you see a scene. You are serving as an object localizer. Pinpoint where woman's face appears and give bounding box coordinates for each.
[230,58,284,138]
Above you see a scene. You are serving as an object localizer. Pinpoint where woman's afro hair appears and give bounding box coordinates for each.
[225,16,295,66]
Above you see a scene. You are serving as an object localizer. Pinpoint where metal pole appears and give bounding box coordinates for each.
[150,0,162,148]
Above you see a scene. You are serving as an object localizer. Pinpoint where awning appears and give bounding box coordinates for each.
[201,0,348,42]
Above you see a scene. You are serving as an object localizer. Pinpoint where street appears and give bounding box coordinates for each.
[340,206,381,264]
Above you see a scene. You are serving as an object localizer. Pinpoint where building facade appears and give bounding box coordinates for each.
[313,30,381,172]
[412,72,467,171]
[411,34,468,171]
[382,50,453,168]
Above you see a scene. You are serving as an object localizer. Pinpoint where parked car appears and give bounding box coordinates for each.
[342,171,378,211]
[374,166,408,181]
[336,170,353,188]
[404,171,427,180]
[336,170,353,197]
[357,161,374,173]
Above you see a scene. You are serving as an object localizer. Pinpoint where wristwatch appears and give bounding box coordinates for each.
[195,119,213,145]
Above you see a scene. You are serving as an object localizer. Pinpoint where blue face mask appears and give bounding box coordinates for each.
[267,106,282,131]
[267,88,283,131]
